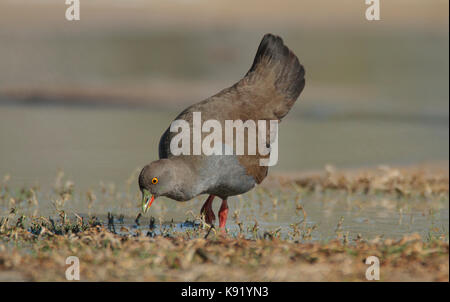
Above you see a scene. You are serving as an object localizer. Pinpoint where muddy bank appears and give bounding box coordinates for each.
[0,225,447,281]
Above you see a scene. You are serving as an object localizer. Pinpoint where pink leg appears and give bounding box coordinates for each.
[218,199,229,229]
[200,195,215,225]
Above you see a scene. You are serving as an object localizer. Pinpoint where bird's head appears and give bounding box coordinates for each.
[138,159,174,213]
[139,159,192,213]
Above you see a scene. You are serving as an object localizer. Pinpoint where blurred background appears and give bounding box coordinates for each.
[0,0,448,191]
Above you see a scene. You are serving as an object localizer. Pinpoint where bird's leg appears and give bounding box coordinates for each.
[200,195,215,225]
[218,199,229,229]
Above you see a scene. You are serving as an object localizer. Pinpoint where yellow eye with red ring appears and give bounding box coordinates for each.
[151,177,158,185]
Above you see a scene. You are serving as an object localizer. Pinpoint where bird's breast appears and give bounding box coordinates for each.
[196,154,256,199]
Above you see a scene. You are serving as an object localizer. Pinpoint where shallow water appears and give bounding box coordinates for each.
[0,28,448,241]
[2,183,448,241]
[0,104,447,192]
[0,103,448,240]
[102,193,449,242]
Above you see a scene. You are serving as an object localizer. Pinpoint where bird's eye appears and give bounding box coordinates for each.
[151,177,158,184]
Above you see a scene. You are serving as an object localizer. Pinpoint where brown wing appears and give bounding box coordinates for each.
[159,34,305,184]
[227,34,305,183]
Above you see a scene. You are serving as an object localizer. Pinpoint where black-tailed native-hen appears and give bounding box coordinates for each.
[139,34,305,229]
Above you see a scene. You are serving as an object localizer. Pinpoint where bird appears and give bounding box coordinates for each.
[139,33,305,229]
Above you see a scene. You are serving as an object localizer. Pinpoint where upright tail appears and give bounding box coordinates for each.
[244,34,305,119]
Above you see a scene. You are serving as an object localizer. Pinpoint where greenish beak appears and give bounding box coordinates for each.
[141,189,155,214]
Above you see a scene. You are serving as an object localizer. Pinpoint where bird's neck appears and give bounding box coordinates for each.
[165,157,202,201]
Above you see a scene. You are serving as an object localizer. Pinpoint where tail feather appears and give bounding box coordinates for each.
[246,34,305,103]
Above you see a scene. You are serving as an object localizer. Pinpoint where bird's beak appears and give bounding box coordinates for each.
[141,189,155,214]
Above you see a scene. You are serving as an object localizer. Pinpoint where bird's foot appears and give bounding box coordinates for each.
[218,199,228,229]
[202,209,216,225]
[200,195,216,225]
